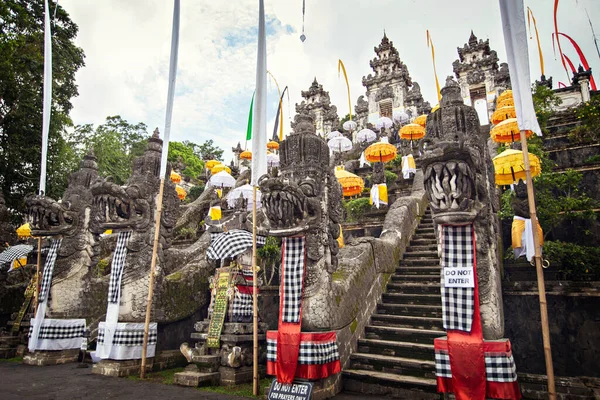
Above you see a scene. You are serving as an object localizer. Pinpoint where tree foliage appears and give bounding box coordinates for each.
[167,141,204,182]
[568,95,600,144]
[188,139,224,161]
[0,0,85,211]
[531,83,562,134]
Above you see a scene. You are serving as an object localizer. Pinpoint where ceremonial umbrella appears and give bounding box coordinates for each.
[492,149,541,186]
[0,244,33,268]
[342,120,357,132]
[211,164,232,175]
[375,117,393,130]
[334,166,364,197]
[393,111,409,125]
[205,160,220,170]
[327,136,353,153]
[207,229,266,260]
[497,96,514,109]
[327,130,343,140]
[356,128,377,143]
[267,153,280,168]
[175,185,187,201]
[365,137,397,163]
[240,150,252,160]
[16,223,31,239]
[497,89,513,103]
[226,184,262,210]
[491,106,517,125]
[413,114,427,128]
[170,171,182,184]
[490,118,534,143]
[399,123,426,141]
[267,141,279,151]
[209,170,236,188]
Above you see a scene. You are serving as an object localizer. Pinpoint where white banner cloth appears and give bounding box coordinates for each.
[97,322,157,360]
[251,0,268,185]
[28,318,86,351]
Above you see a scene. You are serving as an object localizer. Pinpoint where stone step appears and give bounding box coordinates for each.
[0,335,20,347]
[418,222,434,227]
[343,369,438,399]
[406,244,438,252]
[410,238,438,246]
[400,258,440,267]
[376,302,442,318]
[382,293,441,306]
[365,325,444,344]
[395,267,440,276]
[349,353,436,380]
[392,274,440,283]
[386,282,440,294]
[371,314,443,330]
[415,228,435,235]
[7,320,30,328]
[403,250,438,258]
[412,233,436,240]
[357,338,435,361]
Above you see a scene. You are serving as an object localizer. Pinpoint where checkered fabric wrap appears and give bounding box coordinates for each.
[0,244,33,266]
[108,231,131,304]
[435,350,517,382]
[28,321,85,340]
[440,225,475,332]
[281,237,305,323]
[38,239,62,302]
[97,326,157,346]
[206,230,266,260]
[230,292,253,318]
[267,338,339,365]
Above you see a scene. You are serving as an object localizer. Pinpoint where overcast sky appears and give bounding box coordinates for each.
[59,0,600,162]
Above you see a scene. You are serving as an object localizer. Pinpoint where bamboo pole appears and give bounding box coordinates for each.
[252,185,259,396]
[33,237,42,315]
[519,130,556,399]
[140,180,165,379]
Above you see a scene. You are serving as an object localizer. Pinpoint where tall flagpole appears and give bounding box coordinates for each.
[499,1,555,398]
[140,0,180,379]
[252,0,268,394]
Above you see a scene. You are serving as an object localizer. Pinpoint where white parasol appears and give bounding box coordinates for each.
[208,171,236,188]
[356,128,377,143]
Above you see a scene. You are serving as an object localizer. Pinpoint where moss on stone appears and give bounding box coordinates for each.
[350,318,358,334]
[165,271,183,282]
[335,295,341,306]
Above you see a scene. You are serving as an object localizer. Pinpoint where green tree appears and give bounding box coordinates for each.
[167,141,204,182]
[0,0,85,211]
[68,116,149,184]
[531,83,562,134]
[191,139,224,161]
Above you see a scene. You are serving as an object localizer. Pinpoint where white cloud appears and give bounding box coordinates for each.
[61,0,600,163]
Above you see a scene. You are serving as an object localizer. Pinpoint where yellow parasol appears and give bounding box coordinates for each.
[490,118,534,143]
[334,166,364,197]
[399,123,426,141]
[266,141,279,151]
[497,89,513,103]
[175,185,187,201]
[205,160,220,170]
[491,106,517,125]
[16,223,31,239]
[240,150,252,160]
[413,114,427,128]
[211,164,232,175]
[497,96,515,109]
[170,170,182,184]
[365,138,397,164]
[492,149,541,186]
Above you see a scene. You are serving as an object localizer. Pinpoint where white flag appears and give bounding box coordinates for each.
[39,0,52,195]
[251,0,267,185]
[498,0,542,136]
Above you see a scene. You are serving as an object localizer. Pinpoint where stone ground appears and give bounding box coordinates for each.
[0,362,391,400]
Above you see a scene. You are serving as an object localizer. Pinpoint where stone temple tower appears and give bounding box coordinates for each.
[361,33,430,126]
[452,31,511,124]
[292,78,339,136]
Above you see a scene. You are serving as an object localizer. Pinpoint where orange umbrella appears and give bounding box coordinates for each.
[175,185,187,201]
[240,150,252,160]
[490,118,534,143]
[491,106,517,125]
[365,137,397,164]
[413,114,427,128]
[334,166,364,197]
[399,123,426,141]
[170,170,182,184]
[492,149,541,186]
[267,141,279,150]
[497,89,513,103]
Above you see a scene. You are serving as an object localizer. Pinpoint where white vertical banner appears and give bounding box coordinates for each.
[39,0,53,195]
[159,0,181,179]
[251,0,268,185]
[498,0,542,136]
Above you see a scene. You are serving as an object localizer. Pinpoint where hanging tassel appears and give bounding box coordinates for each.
[426,30,441,102]
[527,7,545,76]
[558,32,597,90]
[246,92,255,141]
[563,53,576,73]
[553,0,570,80]
[300,0,306,42]
[337,60,352,121]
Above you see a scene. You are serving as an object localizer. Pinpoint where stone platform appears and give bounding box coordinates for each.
[91,350,187,377]
[23,348,80,366]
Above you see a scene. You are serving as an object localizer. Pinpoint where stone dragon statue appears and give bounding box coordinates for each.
[421,77,504,339]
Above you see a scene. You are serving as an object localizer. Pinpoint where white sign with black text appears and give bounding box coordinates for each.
[443,266,475,288]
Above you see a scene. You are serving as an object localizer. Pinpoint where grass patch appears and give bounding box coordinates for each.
[198,378,272,398]
[0,356,23,363]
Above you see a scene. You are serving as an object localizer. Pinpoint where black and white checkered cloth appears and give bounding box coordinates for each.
[38,239,62,302]
[0,244,33,267]
[281,237,305,323]
[28,321,85,340]
[98,326,157,346]
[206,230,266,260]
[230,292,253,320]
[440,225,475,332]
[435,350,517,382]
[267,338,339,365]
[108,231,131,304]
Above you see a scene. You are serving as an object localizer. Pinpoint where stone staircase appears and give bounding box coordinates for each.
[343,208,442,399]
